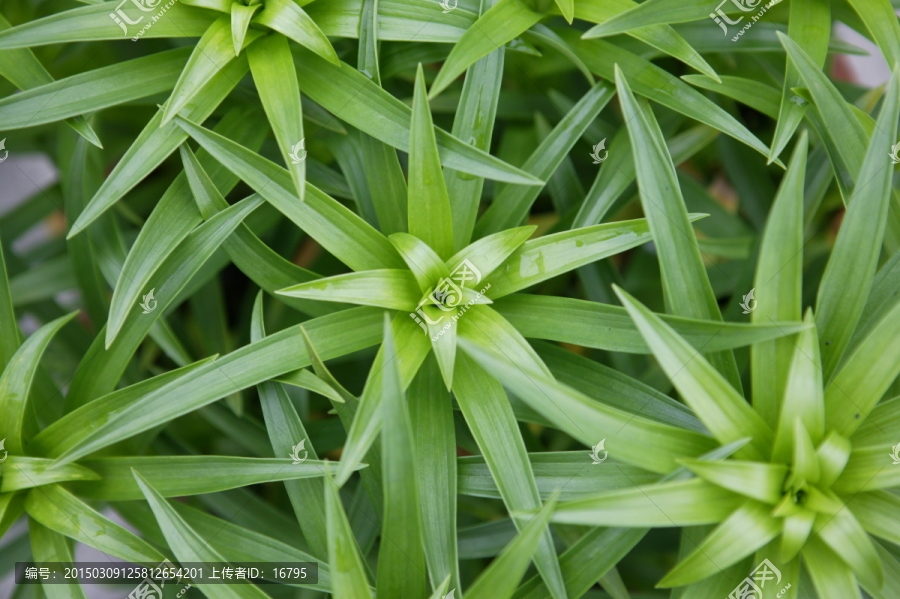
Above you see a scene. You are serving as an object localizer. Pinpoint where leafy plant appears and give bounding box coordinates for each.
[1,0,900,598]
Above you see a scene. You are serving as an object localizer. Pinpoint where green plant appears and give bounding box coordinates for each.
[1,0,900,598]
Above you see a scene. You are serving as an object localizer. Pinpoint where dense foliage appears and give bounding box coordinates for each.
[2,0,900,598]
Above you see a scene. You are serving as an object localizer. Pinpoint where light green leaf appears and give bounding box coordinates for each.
[679,460,787,505]
[772,310,825,462]
[389,233,449,291]
[57,307,384,465]
[0,44,188,132]
[0,311,76,454]
[71,456,350,501]
[290,44,543,185]
[162,17,260,125]
[614,286,773,461]
[70,56,249,235]
[615,66,742,389]
[475,82,616,236]
[248,33,306,200]
[844,0,900,70]
[430,0,546,99]
[230,3,260,55]
[458,338,717,474]
[549,478,743,527]
[133,471,274,599]
[681,74,781,119]
[24,484,166,563]
[579,39,775,162]
[325,466,375,599]
[752,134,807,430]
[0,457,99,493]
[377,313,427,597]
[814,508,883,589]
[815,67,900,379]
[465,499,559,599]
[768,0,830,163]
[454,352,567,599]
[658,501,780,587]
[253,0,339,64]
[278,270,421,310]
[409,64,455,259]
[175,115,405,271]
[409,355,460,593]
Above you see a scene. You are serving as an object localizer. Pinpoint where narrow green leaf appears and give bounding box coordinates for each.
[681,74,781,119]
[768,0,830,163]
[325,466,375,599]
[133,471,274,599]
[658,501,780,587]
[24,485,166,563]
[679,460,787,504]
[70,56,249,235]
[454,352,567,599]
[430,0,545,98]
[409,355,460,592]
[0,2,214,48]
[57,307,384,465]
[824,296,900,437]
[278,270,421,310]
[815,67,900,379]
[0,457,99,492]
[253,0,339,65]
[458,338,718,474]
[614,286,774,460]
[486,217,678,298]
[752,133,807,429]
[814,508,883,589]
[465,499,559,599]
[579,0,752,36]
[29,519,88,599]
[615,66,741,388]
[389,233,449,291]
[231,3,260,55]
[579,39,776,162]
[248,33,306,200]
[772,310,825,462]
[70,456,348,501]
[550,478,743,527]
[409,64,455,258]
[0,237,20,367]
[290,44,542,185]
[844,0,900,70]
[176,115,405,271]
[0,23,187,133]
[377,313,427,597]
[475,81,616,235]
[251,293,328,560]
[0,311,77,454]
